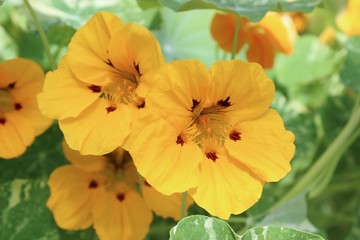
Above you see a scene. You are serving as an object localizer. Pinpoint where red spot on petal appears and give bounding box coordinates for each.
[205,152,218,162]
[0,118,6,125]
[191,99,200,111]
[8,82,16,89]
[229,130,241,141]
[88,180,98,189]
[217,96,231,107]
[14,103,22,111]
[137,100,145,109]
[88,85,102,93]
[144,181,151,187]
[116,193,125,202]
[176,135,185,146]
[106,106,116,113]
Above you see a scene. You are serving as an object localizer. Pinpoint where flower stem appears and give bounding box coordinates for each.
[269,103,360,212]
[23,0,55,70]
[231,15,241,60]
[181,192,188,219]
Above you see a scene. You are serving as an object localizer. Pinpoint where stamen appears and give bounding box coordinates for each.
[88,180,98,189]
[217,96,231,107]
[205,152,218,162]
[87,85,102,93]
[176,135,185,146]
[229,130,241,141]
[116,193,125,202]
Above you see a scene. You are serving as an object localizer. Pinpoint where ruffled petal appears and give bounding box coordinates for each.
[225,109,295,182]
[189,152,264,220]
[128,117,202,195]
[258,12,293,54]
[142,181,193,220]
[47,165,104,230]
[246,30,276,69]
[67,12,123,86]
[0,114,34,159]
[62,141,107,172]
[37,57,100,120]
[92,183,152,240]
[59,98,132,155]
[209,60,275,123]
[108,23,164,79]
[146,60,210,122]
[210,13,247,53]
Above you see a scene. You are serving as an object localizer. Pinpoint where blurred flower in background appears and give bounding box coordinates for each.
[0,58,52,159]
[47,142,192,240]
[337,0,360,36]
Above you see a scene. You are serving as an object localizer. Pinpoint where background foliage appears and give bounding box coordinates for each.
[1,0,360,239]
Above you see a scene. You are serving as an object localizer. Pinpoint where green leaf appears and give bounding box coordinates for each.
[169,215,238,240]
[154,8,217,66]
[275,35,345,107]
[137,0,161,9]
[158,0,321,22]
[47,23,75,47]
[240,226,326,240]
[0,178,59,240]
[340,36,360,94]
[0,124,65,184]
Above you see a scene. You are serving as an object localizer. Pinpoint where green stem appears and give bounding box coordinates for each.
[23,0,55,70]
[231,16,241,60]
[181,192,188,219]
[269,105,360,211]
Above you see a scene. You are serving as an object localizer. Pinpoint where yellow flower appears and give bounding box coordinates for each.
[48,142,189,239]
[337,0,360,36]
[128,59,295,219]
[38,12,164,155]
[0,58,52,159]
[211,12,293,68]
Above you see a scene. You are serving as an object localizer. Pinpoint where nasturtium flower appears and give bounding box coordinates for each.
[211,12,293,68]
[337,0,360,36]
[0,58,52,159]
[128,59,295,219]
[38,12,164,155]
[48,142,190,240]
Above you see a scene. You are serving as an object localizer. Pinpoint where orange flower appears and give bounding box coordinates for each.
[47,142,191,239]
[38,12,164,155]
[211,12,293,68]
[0,58,52,159]
[337,0,360,36]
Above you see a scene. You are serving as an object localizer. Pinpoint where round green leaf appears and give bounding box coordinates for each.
[240,226,326,240]
[169,215,238,240]
[340,36,360,94]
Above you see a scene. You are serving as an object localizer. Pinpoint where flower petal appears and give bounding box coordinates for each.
[246,30,276,69]
[67,12,123,86]
[92,183,152,240]
[108,23,164,79]
[258,12,293,54]
[225,109,295,182]
[189,152,264,220]
[210,13,247,53]
[59,98,132,155]
[337,0,360,36]
[62,141,107,172]
[47,165,103,230]
[37,57,100,120]
[147,60,210,121]
[128,117,202,195]
[209,60,275,123]
[0,114,34,159]
[142,181,193,220]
